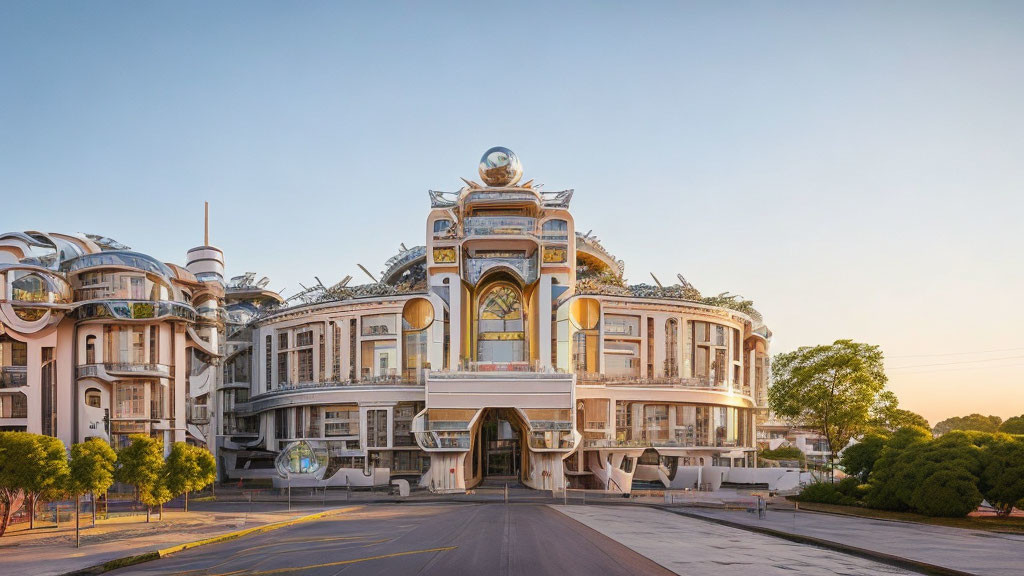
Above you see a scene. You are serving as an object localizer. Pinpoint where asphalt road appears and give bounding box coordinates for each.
[107,503,675,576]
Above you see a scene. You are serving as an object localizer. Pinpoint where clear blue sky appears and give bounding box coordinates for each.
[2,1,1022,424]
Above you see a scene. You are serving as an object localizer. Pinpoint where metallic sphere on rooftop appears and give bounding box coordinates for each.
[478,147,523,187]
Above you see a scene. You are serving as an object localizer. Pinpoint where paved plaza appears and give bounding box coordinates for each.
[679,506,1024,576]
[552,505,913,575]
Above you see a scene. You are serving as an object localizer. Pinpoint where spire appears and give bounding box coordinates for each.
[204,201,209,246]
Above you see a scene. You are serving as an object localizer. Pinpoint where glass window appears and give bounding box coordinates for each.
[665,319,679,377]
[150,383,164,419]
[604,315,639,337]
[85,388,102,408]
[11,273,49,302]
[104,326,146,364]
[403,329,428,382]
[275,408,290,440]
[432,219,452,236]
[604,341,640,377]
[114,382,146,418]
[644,405,669,443]
[541,219,568,240]
[295,331,313,347]
[362,314,396,336]
[0,334,27,367]
[332,322,342,381]
[297,349,313,382]
[361,340,397,378]
[0,392,28,418]
[277,351,289,385]
[265,335,272,387]
[366,409,388,448]
[477,283,525,363]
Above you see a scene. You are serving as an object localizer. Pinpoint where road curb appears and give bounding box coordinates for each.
[60,506,360,576]
[649,505,976,576]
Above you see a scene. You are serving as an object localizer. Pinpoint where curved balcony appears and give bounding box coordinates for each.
[412,412,472,451]
[381,246,427,284]
[464,255,538,286]
[76,362,174,380]
[73,300,196,322]
[247,378,424,414]
[582,438,753,450]
[463,216,536,238]
[576,374,752,397]
[61,250,176,280]
[463,190,540,209]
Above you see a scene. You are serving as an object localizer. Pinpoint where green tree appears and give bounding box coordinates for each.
[139,477,172,521]
[68,439,117,528]
[769,340,888,480]
[21,434,69,530]
[979,436,1024,517]
[933,414,1002,436]
[115,435,164,522]
[0,432,34,537]
[867,391,929,433]
[164,443,216,512]
[998,415,1024,435]
[840,432,888,482]
[867,430,991,517]
[863,427,933,511]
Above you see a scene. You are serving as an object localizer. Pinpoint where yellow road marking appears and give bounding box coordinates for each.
[207,546,458,575]
[172,536,386,575]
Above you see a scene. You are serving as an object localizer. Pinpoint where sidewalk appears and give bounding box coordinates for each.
[0,502,349,576]
[667,505,1024,576]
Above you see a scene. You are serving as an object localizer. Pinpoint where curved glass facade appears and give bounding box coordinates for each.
[62,250,177,279]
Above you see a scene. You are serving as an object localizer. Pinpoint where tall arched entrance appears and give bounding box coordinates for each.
[468,407,529,486]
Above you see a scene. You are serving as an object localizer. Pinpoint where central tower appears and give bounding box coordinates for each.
[424,146,576,371]
[415,148,579,492]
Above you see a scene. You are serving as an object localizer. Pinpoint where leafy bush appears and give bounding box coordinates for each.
[796,482,857,506]
[840,433,887,482]
[979,436,1024,517]
[865,430,996,517]
[836,476,862,497]
[911,468,983,517]
[759,446,805,462]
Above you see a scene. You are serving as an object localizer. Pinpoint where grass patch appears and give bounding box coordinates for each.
[786,498,1024,533]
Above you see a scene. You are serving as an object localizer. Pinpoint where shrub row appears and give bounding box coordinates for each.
[797,429,1024,518]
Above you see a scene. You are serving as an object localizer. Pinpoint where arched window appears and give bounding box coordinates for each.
[477,283,524,363]
[85,387,102,408]
[11,272,49,302]
[541,219,568,240]
[665,318,679,377]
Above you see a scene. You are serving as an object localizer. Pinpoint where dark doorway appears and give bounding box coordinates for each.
[481,409,522,480]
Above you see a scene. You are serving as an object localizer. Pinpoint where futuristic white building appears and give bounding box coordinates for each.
[1,148,772,493]
[0,222,225,453]
[218,148,773,493]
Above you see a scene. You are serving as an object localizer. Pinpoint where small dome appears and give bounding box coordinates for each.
[478,147,523,187]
